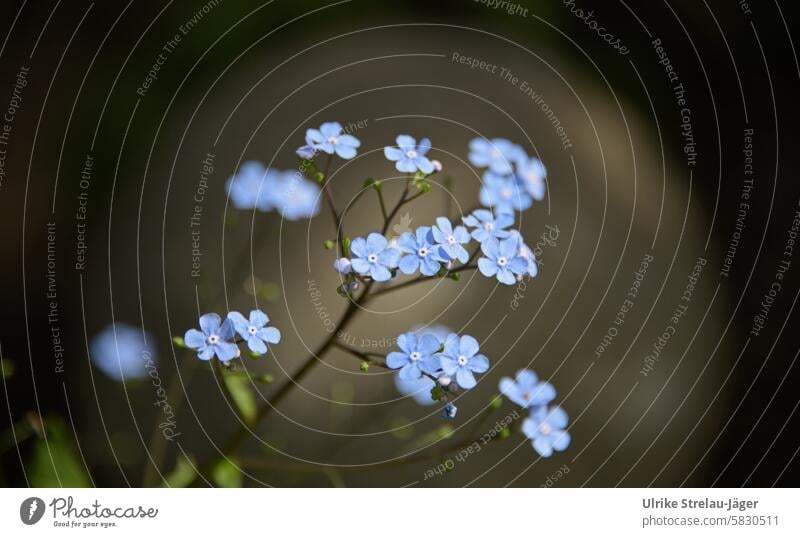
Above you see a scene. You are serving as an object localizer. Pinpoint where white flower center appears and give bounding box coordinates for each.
[248,326,257,335]
[327,136,339,145]
[405,150,417,159]
[418,247,428,257]
[457,355,468,366]
[207,334,220,345]
[409,352,421,362]
[484,222,494,231]
[501,187,513,199]
[447,235,456,244]
[538,422,552,435]
[368,254,378,263]
[522,391,532,401]
[497,256,508,267]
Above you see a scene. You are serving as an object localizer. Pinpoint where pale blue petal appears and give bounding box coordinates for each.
[478,258,498,277]
[497,268,516,285]
[384,146,404,161]
[184,329,206,350]
[199,313,221,335]
[396,135,416,150]
[397,332,416,354]
[370,264,392,282]
[547,406,569,429]
[214,341,239,361]
[456,368,477,389]
[366,233,388,253]
[551,430,571,451]
[249,309,268,328]
[459,335,480,357]
[349,237,367,258]
[398,255,420,275]
[469,354,489,373]
[257,326,280,344]
[533,437,554,457]
[247,336,267,355]
[399,362,422,380]
[350,258,371,274]
[386,351,409,370]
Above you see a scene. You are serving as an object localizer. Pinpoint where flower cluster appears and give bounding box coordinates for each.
[225,161,321,220]
[184,310,280,362]
[470,137,547,215]
[500,369,570,457]
[387,328,490,419]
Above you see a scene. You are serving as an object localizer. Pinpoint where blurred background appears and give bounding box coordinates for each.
[1,0,799,487]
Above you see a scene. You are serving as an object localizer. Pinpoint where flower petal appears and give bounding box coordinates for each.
[247,336,267,355]
[397,332,417,354]
[349,237,367,258]
[258,326,281,345]
[533,437,554,457]
[459,335,480,357]
[478,258,498,277]
[386,351,409,370]
[214,341,239,361]
[468,353,489,373]
[184,329,206,350]
[456,367,477,389]
[248,309,268,328]
[199,313,221,335]
[384,146,404,161]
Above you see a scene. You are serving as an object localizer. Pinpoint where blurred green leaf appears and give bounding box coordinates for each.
[0,358,14,379]
[162,453,196,488]
[223,375,256,422]
[29,416,90,487]
[212,458,242,488]
[172,336,186,349]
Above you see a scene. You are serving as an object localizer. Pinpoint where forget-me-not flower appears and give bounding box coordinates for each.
[184,313,239,361]
[499,369,556,409]
[227,309,281,355]
[522,405,571,457]
[268,171,322,220]
[303,121,361,159]
[349,233,400,282]
[515,155,547,200]
[386,332,441,380]
[431,217,471,264]
[508,230,539,278]
[397,226,446,276]
[394,374,436,406]
[384,135,435,174]
[479,172,532,214]
[439,334,489,389]
[90,323,154,381]
[462,209,513,243]
[333,258,352,274]
[225,161,273,211]
[468,137,524,176]
[478,236,529,285]
[441,402,458,420]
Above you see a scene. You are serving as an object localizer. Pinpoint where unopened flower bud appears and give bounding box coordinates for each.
[438,376,451,387]
[333,258,352,274]
[432,160,443,172]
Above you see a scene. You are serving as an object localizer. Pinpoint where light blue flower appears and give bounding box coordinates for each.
[349,233,400,282]
[227,310,280,355]
[333,258,352,274]
[394,374,436,406]
[478,236,528,285]
[515,155,547,200]
[479,172,532,214]
[522,405,571,457]
[384,135,434,174]
[462,209,513,243]
[468,138,524,176]
[499,369,555,408]
[296,144,316,159]
[184,313,239,361]
[268,171,321,220]
[397,226,446,276]
[303,121,361,159]
[225,161,273,211]
[386,332,441,380]
[508,230,539,278]
[441,402,458,419]
[431,217,471,264]
[90,323,154,381]
[439,334,489,389]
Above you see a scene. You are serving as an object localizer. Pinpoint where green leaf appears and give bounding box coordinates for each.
[359,361,369,372]
[28,416,91,487]
[212,457,242,488]
[0,358,14,379]
[162,453,196,488]
[430,385,445,402]
[323,240,335,250]
[172,336,186,348]
[223,375,256,422]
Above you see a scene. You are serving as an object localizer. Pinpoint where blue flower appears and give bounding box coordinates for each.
[303,121,361,159]
[397,226,446,276]
[515,155,546,200]
[468,138,525,176]
[394,375,436,406]
[333,257,352,274]
[384,135,434,174]
[522,406,571,457]
[431,217,471,264]
[478,236,528,285]
[508,230,539,278]
[499,369,555,408]
[439,334,489,389]
[268,171,322,221]
[184,313,239,361]
[225,161,273,211]
[227,310,281,355]
[479,172,532,214]
[349,233,400,282]
[386,332,441,380]
[462,209,513,243]
[441,402,458,419]
[90,323,154,381]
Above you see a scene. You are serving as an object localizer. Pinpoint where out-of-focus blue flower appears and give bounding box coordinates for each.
[508,230,539,278]
[384,135,434,174]
[184,313,239,361]
[478,236,528,285]
[468,138,524,175]
[225,161,273,211]
[431,217,471,264]
[441,402,458,419]
[397,226,446,276]
[333,258,352,274]
[462,209,513,243]
[268,171,322,220]
[227,309,280,355]
[479,172,532,215]
[90,323,154,381]
[386,332,441,380]
[303,121,361,159]
[394,374,436,406]
[296,144,316,160]
[522,405,571,457]
[499,369,556,408]
[439,334,489,389]
[349,233,400,282]
[515,155,547,200]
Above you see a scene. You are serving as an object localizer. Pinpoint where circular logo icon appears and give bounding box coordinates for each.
[20,497,45,525]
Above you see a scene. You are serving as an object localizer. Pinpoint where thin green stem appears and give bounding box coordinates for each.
[368,264,478,299]
[376,189,388,221]
[333,341,388,369]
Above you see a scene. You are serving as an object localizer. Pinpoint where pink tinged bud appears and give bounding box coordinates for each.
[438,376,451,387]
[333,258,352,274]
[432,160,443,172]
